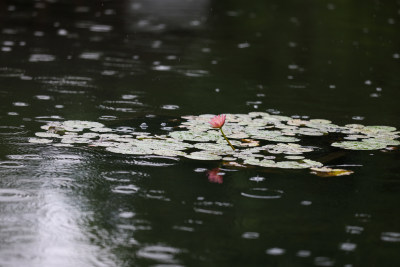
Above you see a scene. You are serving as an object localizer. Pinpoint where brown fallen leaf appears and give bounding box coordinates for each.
[310,167,354,177]
[222,161,246,168]
[239,139,260,147]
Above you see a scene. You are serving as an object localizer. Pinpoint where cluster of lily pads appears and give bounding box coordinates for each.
[29,112,399,172]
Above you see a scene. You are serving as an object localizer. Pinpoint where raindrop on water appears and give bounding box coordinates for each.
[296,250,311,257]
[249,176,265,182]
[242,232,260,239]
[161,105,180,110]
[266,247,285,256]
[339,242,357,252]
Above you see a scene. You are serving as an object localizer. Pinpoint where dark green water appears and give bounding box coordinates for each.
[1,0,400,266]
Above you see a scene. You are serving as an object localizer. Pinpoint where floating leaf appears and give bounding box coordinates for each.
[152,150,187,157]
[194,142,232,153]
[239,139,260,147]
[184,152,222,161]
[169,130,219,142]
[35,132,60,138]
[222,157,237,161]
[61,137,91,144]
[263,143,314,155]
[106,144,151,155]
[30,113,399,172]
[136,139,193,151]
[332,141,388,150]
[64,120,105,129]
[310,167,354,177]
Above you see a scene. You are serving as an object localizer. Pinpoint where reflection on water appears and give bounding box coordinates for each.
[0,0,400,266]
[207,168,224,184]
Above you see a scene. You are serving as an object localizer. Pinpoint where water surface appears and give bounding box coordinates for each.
[1,0,400,266]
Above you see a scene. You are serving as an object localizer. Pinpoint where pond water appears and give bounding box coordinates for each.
[1,0,400,266]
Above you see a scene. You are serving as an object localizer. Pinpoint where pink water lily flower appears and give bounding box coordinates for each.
[209,114,226,128]
[209,114,235,150]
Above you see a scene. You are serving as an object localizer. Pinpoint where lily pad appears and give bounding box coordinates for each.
[263,143,314,155]
[169,130,220,142]
[194,142,232,153]
[35,132,60,138]
[106,144,151,155]
[332,141,388,150]
[30,113,399,172]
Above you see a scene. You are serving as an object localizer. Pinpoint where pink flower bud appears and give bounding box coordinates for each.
[209,114,226,128]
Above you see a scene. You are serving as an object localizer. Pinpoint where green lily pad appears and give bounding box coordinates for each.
[263,143,314,154]
[35,132,61,138]
[169,130,220,142]
[30,113,399,171]
[194,142,232,153]
[63,120,105,129]
[106,144,152,155]
[331,141,387,150]
[136,139,193,151]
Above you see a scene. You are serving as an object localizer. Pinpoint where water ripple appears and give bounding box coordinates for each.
[0,189,32,202]
[89,25,113,32]
[136,245,181,263]
[193,208,223,215]
[98,100,146,113]
[79,52,102,60]
[0,161,25,169]
[7,154,43,161]
[381,232,400,242]
[266,247,285,256]
[144,190,170,201]
[29,54,56,62]
[103,170,147,182]
[0,126,27,135]
[37,76,94,91]
[241,188,284,199]
[112,184,139,194]
[242,232,260,239]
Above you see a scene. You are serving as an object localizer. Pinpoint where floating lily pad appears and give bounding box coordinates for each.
[61,137,91,144]
[81,132,100,139]
[275,161,311,169]
[136,139,193,151]
[30,113,399,172]
[106,144,151,155]
[35,132,60,138]
[152,150,187,157]
[194,142,232,153]
[332,141,388,150]
[222,157,237,161]
[263,143,314,155]
[364,125,396,132]
[169,130,220,142]
[64,120,105,129]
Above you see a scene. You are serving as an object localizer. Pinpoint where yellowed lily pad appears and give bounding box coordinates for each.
[310,167,354,177]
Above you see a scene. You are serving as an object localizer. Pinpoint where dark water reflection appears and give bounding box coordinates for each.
[1,0,400,266]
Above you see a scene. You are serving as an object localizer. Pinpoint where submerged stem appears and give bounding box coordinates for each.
[220,127,235,151]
